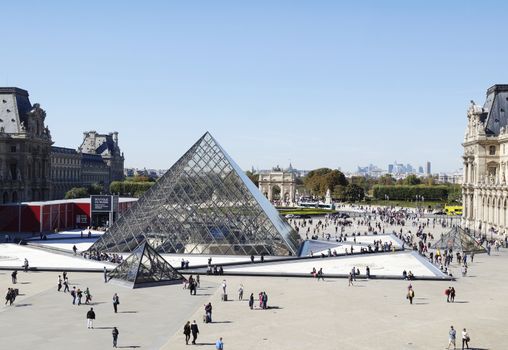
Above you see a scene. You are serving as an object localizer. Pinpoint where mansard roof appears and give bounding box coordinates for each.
[483,84,508,135]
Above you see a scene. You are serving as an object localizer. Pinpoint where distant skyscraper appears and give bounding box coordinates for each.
[426,161,431,175]
[418,166,424,174]
[388,164,394,173]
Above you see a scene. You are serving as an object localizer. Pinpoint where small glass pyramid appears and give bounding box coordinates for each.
[90,132,300,256]
[431,226,487,253]
[108,242,184,288]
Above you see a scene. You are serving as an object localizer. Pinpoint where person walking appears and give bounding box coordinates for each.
[85,287,92,304]
[215,337,224,350]
[407,287,415,305]
[77,288,83,305]
[11,270,17,284]
[461,328,470,349]
[112,327,119,348]
[222,280,227,294]
[113,293,120,313]
[57,275,62,292]
[72,245,77,255]
[183,321,191,345]
[190,320,199,345]
[238,284,244,301]
[249,293,254,310]
[104,266,108,283]
[450,287,456,303]
[348,272,354,286]
[86,307,96,329]
[447,325,456,350]
[71,287,77,305]
[23,258,29,272]
[63,279,70,293]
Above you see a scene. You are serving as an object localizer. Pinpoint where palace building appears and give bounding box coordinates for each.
[462,84,508,235]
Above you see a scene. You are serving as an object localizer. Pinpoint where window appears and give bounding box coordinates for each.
[10,145,16,152]
[489,146,496,155]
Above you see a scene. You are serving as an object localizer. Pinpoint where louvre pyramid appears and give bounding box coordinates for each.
[90,132,300,256]
[108,242,185,288]
[431,226,487,253]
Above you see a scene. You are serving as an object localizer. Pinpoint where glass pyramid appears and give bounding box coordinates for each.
[90,132,300,256]
[431,226,487,253]
[108,242,185,288]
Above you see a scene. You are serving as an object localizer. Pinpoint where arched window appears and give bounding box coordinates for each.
[2,192,8,204]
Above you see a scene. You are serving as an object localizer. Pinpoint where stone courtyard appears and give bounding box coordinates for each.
[1,245,506,349]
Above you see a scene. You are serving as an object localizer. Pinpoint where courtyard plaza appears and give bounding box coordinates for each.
[0,239,506,349]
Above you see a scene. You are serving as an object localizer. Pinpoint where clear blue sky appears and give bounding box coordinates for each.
[2,1,507,173]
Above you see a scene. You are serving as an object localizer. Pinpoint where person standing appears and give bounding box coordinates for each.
[222,280,227,294]
[238,284,244,301]
[72,245,77,255]
[63,279,70,293]
[112,327,119,348]
[461,328,470,349]
[104,266,108,283]
[407,287,415,305]
[447,325,456,350]
[85,287,92,304]
[113,293,120,313]
[77,288,83,305]
[86,307,96,329]
[71,287,77,305]
[249,293,254,310]
[23,258,29,272]
[348,272,354,286]
[215,337,224,350]
[183,321,191,345]
[57,275,62,292]
[11,270,17,284]
[190,320,199,345]
[450,287,456,303]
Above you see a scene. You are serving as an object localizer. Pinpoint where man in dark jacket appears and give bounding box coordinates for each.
[112,327,119,348]
[190,320,199,344]
[86,307,96,329]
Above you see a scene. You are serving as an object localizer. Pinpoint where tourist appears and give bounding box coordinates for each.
[104,266,108,283]
[249,293,254,309]
[348,272,354,286]
[204,302,212,323]
[57,275,62,292]
[445,287,451,303]
[317,268,324,281]
[23,258,29,272]
[462,328,470,349]
[471,252,474,262]
[447,326,456,350]
[183,321,191,345]
[215,337,224,350]
[85,287,92,304]
[5,288,15,305]
[77,288,83,305]
[190,320,199,344]
[112,327,119,348]
[113,293,120,313]
[250,255,254,263]
[407,286,415,305]
[450,287,456,303]
[196,275,200,288]
[86,307,96,329]
[366,266,370,279]
[71,287,77,304]
[262,291,268,309]
[238,284,244,300]
[11,270,17,284]
[222,280,227,295]
[63,279,70,293]
[72,245,77,255]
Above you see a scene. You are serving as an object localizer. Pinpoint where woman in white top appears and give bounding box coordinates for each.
[462,328,470,349]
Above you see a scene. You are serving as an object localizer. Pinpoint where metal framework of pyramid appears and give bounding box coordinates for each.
[431,226,487,253]
[90,132,300,256]
[108,242,185,288]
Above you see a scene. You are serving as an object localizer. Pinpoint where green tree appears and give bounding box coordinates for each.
[304,168,348,196]
[344,184,365,202]
[88,182,104,195]
[403,175,422,186]
[65,187,89,199]
[378,174,396,186]
[245,170,259,187]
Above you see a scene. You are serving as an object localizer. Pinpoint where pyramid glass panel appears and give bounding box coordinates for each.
[108,242,184,288]
[431,226,487,253]
[90,132,300,256]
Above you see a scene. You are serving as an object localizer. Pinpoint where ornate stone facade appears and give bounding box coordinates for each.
[258,170,296,205]
[0,88,52,203]
[462,84,508,235]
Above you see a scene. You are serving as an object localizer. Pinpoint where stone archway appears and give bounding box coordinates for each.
[258,170,296,205]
